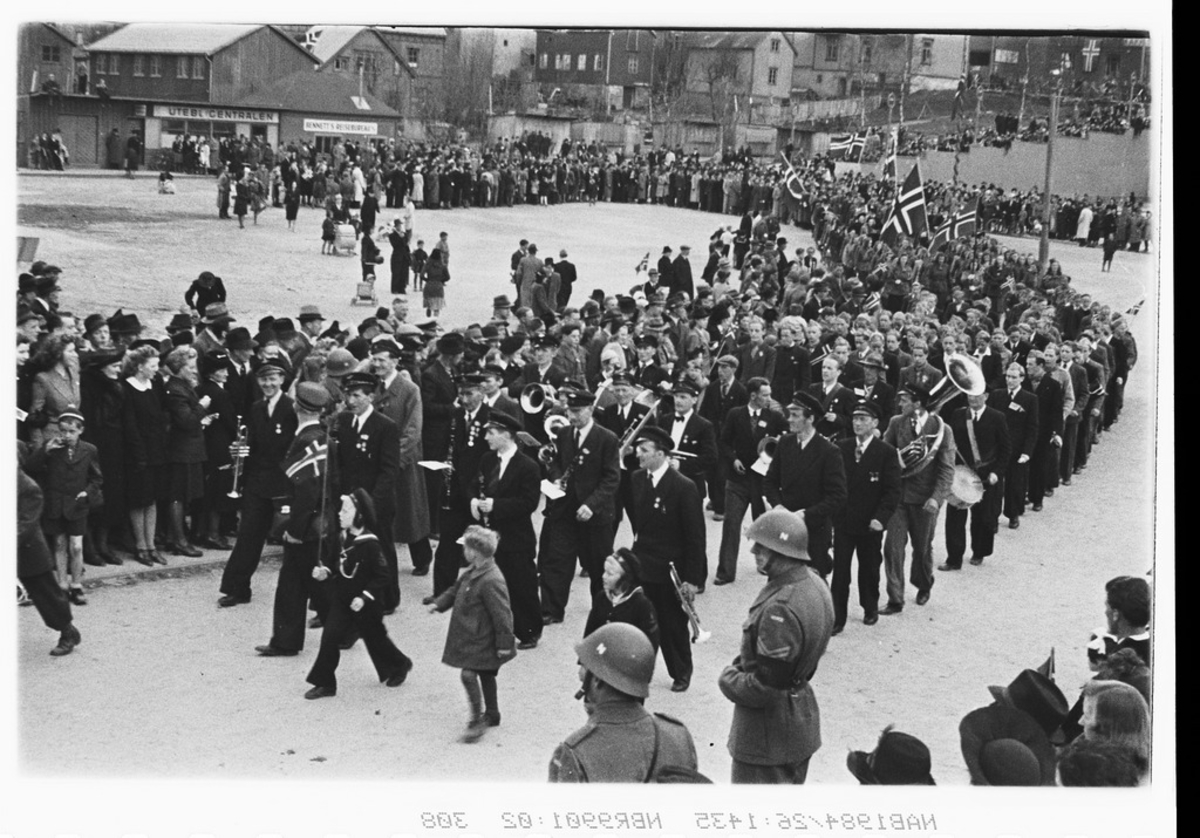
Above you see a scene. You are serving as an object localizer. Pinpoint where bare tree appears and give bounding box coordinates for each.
[440,34,494,132]
[690,48,743,150]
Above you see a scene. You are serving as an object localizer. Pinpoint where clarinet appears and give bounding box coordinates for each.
[477,470,490,527]
[441,406,458,512]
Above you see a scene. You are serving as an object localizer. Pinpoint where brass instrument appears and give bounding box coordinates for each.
[615,388,664,466]
[898,353,986,479]
[537,414,572,470]
[441,405,459,511]
[227,417,248,499]
[520,382,557,414]
[669,561,711,644]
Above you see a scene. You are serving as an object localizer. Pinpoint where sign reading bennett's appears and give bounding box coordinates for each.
[154,105,279,124]
[303,119,379,136]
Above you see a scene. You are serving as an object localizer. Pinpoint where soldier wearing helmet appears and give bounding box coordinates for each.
[718,507,834,784]
[549,623,698,782]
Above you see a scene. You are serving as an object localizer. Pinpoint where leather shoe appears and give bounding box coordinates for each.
[915,590,930,606]
[170,541,204,558]
[103,553,124,566]
[256,644,298,657]
[712,513,724,522]
[50,625,81,656]
[1031,503,1043,512]
[68,588,88,606]
[483,710,501,727]
[1008,518,1020,529]
[542,614,563,625]
[713,576,733,586]
[218,594,249,608]
[84,555,106,567]
[831,624,844,636]
[421,595,437,606]
[670,677,691,693]
[386,657,413,687]
[517,638,539,650]
[304,685,336,700]
[1061,478,1072,486]
[134,550,155,567]
[880,603,903,615]
[863,613,878,626]
[938,562,961,571]
[308,616,323,629]
[970,555,984,566]
[411,565,430,576]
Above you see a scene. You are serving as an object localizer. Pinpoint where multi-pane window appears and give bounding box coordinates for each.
[177,56,189,78]
[42,45,61,62]
[149,55,160,77]
[109,54,120,75]
[192,56,204,79]
[407,47,419,65]
[95,54,106,75]
[539,52,548,69]
[825,37,840,63]
[770,38,780,53]
[593,54,603,71]
[133,55,144,76]
[627,55,639,75]
[768,67,778,85]
[577,53,586,71]
[921,39,934,66]
[861,40,873,66]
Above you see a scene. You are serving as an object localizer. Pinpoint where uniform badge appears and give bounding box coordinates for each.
[869,471,880,483]
[757,420,767,428]
[274,423,282,434]
[653,496,664,513]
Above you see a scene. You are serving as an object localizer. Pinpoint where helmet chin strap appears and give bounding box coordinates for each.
[575,671,595,702]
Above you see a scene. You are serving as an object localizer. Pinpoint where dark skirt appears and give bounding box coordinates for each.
[43,515,86,537]
[126,464,166,509]
[168,461,205,503]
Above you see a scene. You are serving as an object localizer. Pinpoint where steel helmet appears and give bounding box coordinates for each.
[745,507,810,560]
[575,623,656,699]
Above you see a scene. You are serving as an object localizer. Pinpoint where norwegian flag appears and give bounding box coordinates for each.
[828,132,864,162]
[863,291,882,313]
[930,198,980,250]
[634,251,650,274]
[780,152,805,200]
[880,162,929,247]
[285,439,329,481]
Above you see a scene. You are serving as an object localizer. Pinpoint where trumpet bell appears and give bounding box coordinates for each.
[520,383,556,414]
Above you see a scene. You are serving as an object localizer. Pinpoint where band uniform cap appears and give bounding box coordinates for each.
[369,336,403,358]
[852,399,881,420]
[485,411,522,435]
[633,334,658,349]
[672,381,699,397]
[610,371,634,387]
[202,302,234,324]
[847,728,936,785]
[898,382,933,406]
[862,352,887,370]
[635,425,674,452]
[225,326,256,351]
[460,372,488,389]
[715,354,739,369]
[341,370,379,393]
[791,391,824,415]
[958,705,1055,786]
[666,292,689,309]
[437,332,466,355]
[561,387,596,408]
[481,364,506,379]
[294,382,332,413]
[57,405,85,425]
[532,333,560,349]
[744,507,810,560]
[255,361,287,379]
[492,294,512,309]
[393,322,425,338]
[986,670,1069,737]
[298,305,325,322]
[416,319,440,333]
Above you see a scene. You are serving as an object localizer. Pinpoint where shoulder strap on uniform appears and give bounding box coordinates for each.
[642,714,662,783]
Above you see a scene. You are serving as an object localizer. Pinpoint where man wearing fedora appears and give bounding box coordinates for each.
[194,303,235,358]
[295,305,326,365]
[223,327,260,419]
[720,507,833,783]
[421,332,463,538]
[847,726,936,784]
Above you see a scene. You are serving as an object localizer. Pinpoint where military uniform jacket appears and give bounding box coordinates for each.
[282,421,334,543]
[630,466,707,586]
[446,404,493,509]
[549,701,697,782]
[718,563,834,766]
[335,409,399,502]
[544,423,620,524]
[835,437,901,531]
[243,395,298,499]
[763,432,847,526]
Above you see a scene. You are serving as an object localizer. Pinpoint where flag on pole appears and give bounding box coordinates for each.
[780,152,805,200]
[634,252,650,274]
[880,162,929,247]
[930,198,980,250]
[863,291,882,314]
[829,132,865,162]
[1125,298,1145,317]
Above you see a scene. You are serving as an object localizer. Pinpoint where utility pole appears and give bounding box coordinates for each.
[899,34,911,126]
[1038,76,1060,273]
[1018,37,1030,128]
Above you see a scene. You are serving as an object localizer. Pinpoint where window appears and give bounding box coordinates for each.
[816,73,823,84]
[333,56,348,71]
[407,47,419,65]
[559,53,570,70]
[1106,55,1121,76]
[1060,52,1072,70]
[626,31,638,50]
[577,53,586,71]
[627,55,639,75]
[920,38,934,66]
[110,54,120,75]
[149,55,160,77]
[41,44,61,63]
[593,53,603,71]
[539,52,548,69]
[768,67,778,86]
[177,56,189,78]
[133,55,144,77]
[771,38,781,53]
[530,52,537,67]
[861,40,873,66]
[94,54,106,75]
[824,37,839,63]
[193,56,204,79]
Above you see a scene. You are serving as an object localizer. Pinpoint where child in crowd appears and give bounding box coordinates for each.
[411,239,428,290]
[321,210,336,255]
[429,526,515,743]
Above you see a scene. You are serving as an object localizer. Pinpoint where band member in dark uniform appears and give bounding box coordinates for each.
[806,356,857,443]
[988,362,1039,530]
[595,371,652,534]
[940,392,1010,570]
[256,382,335,656]
[304,489,413,698]
[219,361,297,607]
[474,411,543,649]
[832,401,901,631]
[426,373,491,600]
[420,332,462,538]
[536,386,621,625]
[513,333,567,445]
[629,426,706,692]
[335,371,401,611]
[764,392,848,578]
[654,380,718,505]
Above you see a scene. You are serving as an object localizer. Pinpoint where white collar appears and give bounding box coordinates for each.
[649,460,670,484]
[381,370,397,390]
[573,421,593,441]
[125,376,152,392]
[354,404,374,426]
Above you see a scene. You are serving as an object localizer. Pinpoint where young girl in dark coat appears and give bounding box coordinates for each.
[585,547,661,651]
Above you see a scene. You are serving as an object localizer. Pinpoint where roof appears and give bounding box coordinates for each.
[86,23,303,57]
[373,26,447,40]
[683,31,779,52]
[304,25,412,76]
[236,69,401,118]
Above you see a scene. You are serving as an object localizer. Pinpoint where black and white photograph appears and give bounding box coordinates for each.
[7,4,1173,836]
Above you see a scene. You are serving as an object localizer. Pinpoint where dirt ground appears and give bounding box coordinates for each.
[15,173,1164,791]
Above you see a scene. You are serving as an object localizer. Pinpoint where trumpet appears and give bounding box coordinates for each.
[227,417,248,499]
[669,561,711,644]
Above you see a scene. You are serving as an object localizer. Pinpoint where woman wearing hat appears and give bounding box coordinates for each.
[28,333,82,449]
[81,347,127,564]
[121,344,169,566]
[162,346,211,558]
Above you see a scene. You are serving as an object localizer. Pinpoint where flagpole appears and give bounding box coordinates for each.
[1038,76,1060,274]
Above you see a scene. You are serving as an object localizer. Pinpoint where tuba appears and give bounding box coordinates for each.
[520,383,556,414]
[898,353,986,479]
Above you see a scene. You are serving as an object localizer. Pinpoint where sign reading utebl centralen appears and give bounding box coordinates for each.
[303,119,379,136]
[154,105,279,124]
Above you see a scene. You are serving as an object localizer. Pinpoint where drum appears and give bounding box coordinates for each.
[948,465,984,509]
